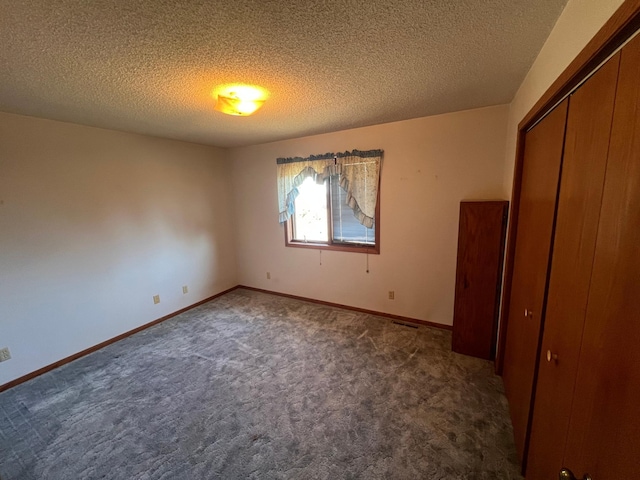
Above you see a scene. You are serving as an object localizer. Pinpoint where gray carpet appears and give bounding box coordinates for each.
[0,288,522,479]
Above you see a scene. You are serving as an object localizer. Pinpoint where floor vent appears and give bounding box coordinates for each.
[392,320,419,329]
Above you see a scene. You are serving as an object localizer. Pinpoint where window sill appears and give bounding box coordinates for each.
[284,240,380,255]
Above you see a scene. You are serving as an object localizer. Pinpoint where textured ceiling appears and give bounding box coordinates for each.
[0,0,568,148]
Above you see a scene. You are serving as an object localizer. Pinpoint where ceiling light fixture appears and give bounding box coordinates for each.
[213,85,268,116]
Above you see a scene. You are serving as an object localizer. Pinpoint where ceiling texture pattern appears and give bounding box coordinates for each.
[0,0,568,148]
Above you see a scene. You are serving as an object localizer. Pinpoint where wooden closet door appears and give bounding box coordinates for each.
[524,52,620,480]
[502,100,568,463]
[561,32,640,480]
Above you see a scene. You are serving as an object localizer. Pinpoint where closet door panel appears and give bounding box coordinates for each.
[563,32,640,480]
[502,99,568,462]
[525,52,620,480]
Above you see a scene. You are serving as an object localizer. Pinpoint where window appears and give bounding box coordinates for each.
[277,149,382,254]
[285,174,380,254]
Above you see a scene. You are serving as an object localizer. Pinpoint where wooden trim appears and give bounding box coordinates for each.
[495,129,527,375]
[495,0,640,375]
[284,236,380,255]
[0,286,239,393]
[326,176,333,242]
[520,0,640,131]
[1,283,451,393]
[374,173,381,250]
[284,173,381,255]
[492,202,510,360]
[238,285,453,331]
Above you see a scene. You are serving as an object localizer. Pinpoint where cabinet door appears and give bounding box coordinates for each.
[502,100,567,462]
[525,52,620,480]
[562,31,640,480]
[452,201,508,360]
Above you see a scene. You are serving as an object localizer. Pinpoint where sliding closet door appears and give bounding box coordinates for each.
[524,52,620,480]
[501,100,567,462]
[562,32,640,480]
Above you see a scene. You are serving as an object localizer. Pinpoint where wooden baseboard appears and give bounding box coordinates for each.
[0,286,239,393]
[1,284,451,393]
[237,285,453,332]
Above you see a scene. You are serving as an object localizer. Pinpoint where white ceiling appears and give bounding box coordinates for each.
[0,0,568,148]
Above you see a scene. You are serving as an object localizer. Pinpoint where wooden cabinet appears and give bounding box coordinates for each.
[500,26,640,480]
[452,201,508,360]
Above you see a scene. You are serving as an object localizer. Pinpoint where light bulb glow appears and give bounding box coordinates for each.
[213,84,269,116]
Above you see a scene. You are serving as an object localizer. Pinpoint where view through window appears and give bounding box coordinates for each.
[290,175,377,251]
[292,177,328,242]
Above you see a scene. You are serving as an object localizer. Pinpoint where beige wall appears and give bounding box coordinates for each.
[0,112,237,385]
[231,105,509,326]
[1,0,625,387]
[502,0,625,196]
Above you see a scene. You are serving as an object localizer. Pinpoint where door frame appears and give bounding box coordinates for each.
[495,0,640,375]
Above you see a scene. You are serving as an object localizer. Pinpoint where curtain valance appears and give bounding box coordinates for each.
[277,149,383,227]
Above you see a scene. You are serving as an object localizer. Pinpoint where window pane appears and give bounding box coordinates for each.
[293,176,328,242]
[330,175,375,245]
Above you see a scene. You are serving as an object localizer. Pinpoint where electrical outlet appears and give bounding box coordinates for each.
[388,291,395,300]
[0,347,11,362]
[182,285,188,294]
[153,295,160,304]
[266,272,271,279]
